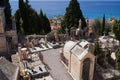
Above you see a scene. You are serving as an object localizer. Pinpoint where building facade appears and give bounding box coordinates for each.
[0,7,7,52]
[0,7,18,60]
[61,40,95,80]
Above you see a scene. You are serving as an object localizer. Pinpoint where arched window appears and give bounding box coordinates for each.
[82,58,90,80]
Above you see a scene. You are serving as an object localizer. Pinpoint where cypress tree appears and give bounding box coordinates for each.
[40,9,44,28]
[0,0,12,29]
[61,0,86,32]
[100,14,105,36]
[94,42,101,56]
[0,0,5,6]
[40,9,44,18]
[30,9,40,34]
[19,0,27,33]
[112,19,120,70]
[39,10,51,34]
[112,19,120,42]
[16,0,50,35]
[43,14,51,34]
[39,9,44,34]
[15,9,21,34]
[18,0,40,34]
[115,48,120,70]
[92,18,101,35]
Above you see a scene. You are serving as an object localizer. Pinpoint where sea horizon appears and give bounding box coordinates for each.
[10,1,120,19]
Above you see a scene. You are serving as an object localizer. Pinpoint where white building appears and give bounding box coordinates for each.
[61,40,95,80]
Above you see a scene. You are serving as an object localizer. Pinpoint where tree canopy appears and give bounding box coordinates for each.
[15,0,51,35]
[94,42,101,56]
[39,9,51,34]
[112,19,120,42]
[100,14,105,36]
[113,19,120,70]
[92,18,101,35]
[0,0,12,29]
[61,0,86,33]
[115,48,120,70]
[43,14,51,34]
[18,0,39,34]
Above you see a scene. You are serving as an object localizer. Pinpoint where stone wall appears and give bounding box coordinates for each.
[6,30,18,45]
[70,54,80,80]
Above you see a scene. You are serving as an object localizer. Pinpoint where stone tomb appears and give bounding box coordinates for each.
[61,40,95,80]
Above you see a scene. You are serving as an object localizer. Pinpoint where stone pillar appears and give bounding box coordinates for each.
[65,27,69,41]
[54,30,59,42]
[45,35,47,42]
[0,8,7,52]
[70,27,76,41]
[18,43,22,54]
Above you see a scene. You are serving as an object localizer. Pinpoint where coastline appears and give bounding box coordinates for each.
[10,1,120,19]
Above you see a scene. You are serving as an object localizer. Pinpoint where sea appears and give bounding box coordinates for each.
[10,1,120,19]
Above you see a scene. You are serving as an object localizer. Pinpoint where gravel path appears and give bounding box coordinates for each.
[41,48,73,80]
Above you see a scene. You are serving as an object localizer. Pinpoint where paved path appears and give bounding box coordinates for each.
[41,48,73,80]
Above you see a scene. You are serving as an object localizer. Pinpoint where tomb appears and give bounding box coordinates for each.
[61,40,95,80]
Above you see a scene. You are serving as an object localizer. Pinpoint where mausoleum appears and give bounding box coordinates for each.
[61,40,95,80]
